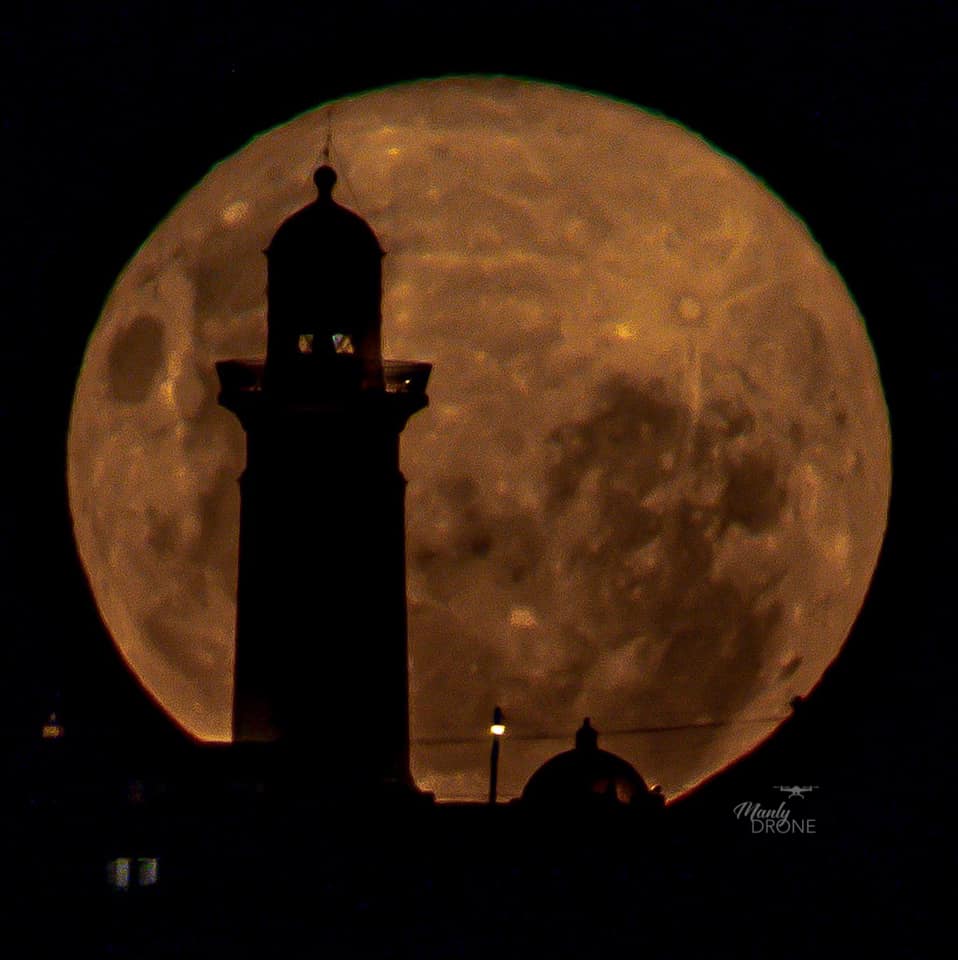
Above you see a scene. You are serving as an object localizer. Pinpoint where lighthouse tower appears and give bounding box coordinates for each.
[216,164,431,797]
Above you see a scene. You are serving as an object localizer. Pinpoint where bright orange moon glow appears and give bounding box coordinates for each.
[68,77,890,801]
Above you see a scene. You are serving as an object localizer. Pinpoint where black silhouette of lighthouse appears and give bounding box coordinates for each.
[216,164,431,795]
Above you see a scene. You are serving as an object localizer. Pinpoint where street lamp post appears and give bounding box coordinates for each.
[489,706,505,804]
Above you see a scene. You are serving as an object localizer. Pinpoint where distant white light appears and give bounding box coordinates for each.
[107,858,131,890]
[137,857,158,887]
[490,723,506,736]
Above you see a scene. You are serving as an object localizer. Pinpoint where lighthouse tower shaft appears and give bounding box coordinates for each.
[217,369,429,790]
[216,162,431,794]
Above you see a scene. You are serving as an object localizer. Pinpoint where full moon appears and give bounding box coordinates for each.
[68,77,890,801]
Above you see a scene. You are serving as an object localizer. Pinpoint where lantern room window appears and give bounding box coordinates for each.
[332,333,355,354]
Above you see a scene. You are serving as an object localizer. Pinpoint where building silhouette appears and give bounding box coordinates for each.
[216,163,431,799]
[522,718,665,813]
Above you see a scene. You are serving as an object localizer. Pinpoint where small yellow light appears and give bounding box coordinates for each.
[42,713,64,739]
[490,723,506,736]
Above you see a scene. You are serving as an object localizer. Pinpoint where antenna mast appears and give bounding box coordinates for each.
[322,107,333,164]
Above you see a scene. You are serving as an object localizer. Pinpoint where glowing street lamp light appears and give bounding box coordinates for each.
[41,712,64,740]
[489,706,505,804]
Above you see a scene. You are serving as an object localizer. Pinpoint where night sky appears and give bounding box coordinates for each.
[1,0,952,908]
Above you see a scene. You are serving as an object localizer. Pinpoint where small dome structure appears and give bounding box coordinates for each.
[521,719,664,811]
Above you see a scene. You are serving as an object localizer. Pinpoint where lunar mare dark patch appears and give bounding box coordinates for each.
[545,375,689,510]
[720,450,786,532]
[146,506,180,557]
[534,376,786,779]
[107,314,164,403]
[409,373,793,789]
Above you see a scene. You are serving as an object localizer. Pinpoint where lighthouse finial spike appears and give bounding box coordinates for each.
[322,107,333,164]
